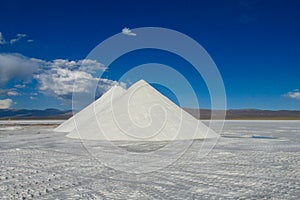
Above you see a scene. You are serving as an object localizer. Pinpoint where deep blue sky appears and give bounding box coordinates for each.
[0,0,299,110]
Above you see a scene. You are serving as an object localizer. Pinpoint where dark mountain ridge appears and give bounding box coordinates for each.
[1,108,300,120]
[0,109,73,120]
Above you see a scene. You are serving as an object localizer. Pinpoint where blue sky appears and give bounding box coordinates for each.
[0,0,299,110]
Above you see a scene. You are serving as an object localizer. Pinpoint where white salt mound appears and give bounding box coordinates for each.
[55,85,126,133]
[55,80,217,141]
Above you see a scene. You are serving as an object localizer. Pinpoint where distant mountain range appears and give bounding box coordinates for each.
[184,108,300,120]
[0,109,73,120]
[0,108,300,120]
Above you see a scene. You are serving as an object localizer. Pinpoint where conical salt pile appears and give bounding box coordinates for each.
[55,80,217,141]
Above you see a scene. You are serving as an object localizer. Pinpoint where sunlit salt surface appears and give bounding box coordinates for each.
[0,120,299,199]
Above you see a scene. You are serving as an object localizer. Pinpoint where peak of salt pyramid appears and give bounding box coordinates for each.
[55,80,217,141]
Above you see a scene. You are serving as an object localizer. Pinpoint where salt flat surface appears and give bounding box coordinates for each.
[0,120,299,199]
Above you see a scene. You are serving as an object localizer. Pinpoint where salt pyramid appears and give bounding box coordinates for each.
[55,80,217,141]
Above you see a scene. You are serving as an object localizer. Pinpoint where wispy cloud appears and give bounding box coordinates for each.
[0,99,13,109]
[15,84,26,88]
[283,89,300,100]
[0,88,20,97]
[7,90,20,96]
[122,27,137,36]
[29,92,38,100]
[10,33,27,44]
[0,32,33,45]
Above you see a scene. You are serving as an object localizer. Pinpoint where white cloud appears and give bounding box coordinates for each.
[36,61,124,101]
[35,58,125,101]
[0,32,6,44]
[15,84,26,88]
[0,89,20,97]
[17,33,27,37]
[0,53,40,85]
[49,59,105,73]
[7,90,20,96]
[10,38,18,44]
[77,59,106,73]
[36,67,99,98]
[0,53,125,104]
[10,33,27,44]
[122,27,137,36]
[0,99,13,109]
[284,89,300,100]
[0,32,33,45]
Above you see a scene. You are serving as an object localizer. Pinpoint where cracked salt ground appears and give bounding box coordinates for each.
[0,120,299,199]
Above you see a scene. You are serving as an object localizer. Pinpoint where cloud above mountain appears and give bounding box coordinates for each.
[284,89,300,100]
[0,53,41,85]
[35,59,122,101]
[0,53,126,105]
[0,98,13,109]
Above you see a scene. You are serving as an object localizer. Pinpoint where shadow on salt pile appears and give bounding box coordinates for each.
[251,135,277,139]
